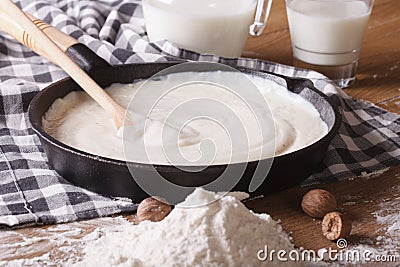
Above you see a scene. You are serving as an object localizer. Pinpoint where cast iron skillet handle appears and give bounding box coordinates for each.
[282,76,315,91]
[253,69,313,90]
[0,11,109,72]
[65,44,110,72]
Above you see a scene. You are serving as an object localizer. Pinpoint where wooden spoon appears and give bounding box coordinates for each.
[0,0,129,129]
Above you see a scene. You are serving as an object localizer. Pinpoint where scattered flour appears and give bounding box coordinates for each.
[370,193,400,256]
[73,188,304,267]
[0,217,133,267]
[359,167,390,179]
[334,185,400,265]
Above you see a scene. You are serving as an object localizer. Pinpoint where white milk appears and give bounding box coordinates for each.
[287,0,371,66]
[142,0,256,57]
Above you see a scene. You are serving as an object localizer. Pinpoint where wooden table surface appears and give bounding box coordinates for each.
[1,0,399,266]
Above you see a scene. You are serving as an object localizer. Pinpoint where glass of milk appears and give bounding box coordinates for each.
[142,0,273,58]
[286,0,374,87]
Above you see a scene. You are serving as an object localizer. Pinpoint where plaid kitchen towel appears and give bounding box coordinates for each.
[0,0,399,227]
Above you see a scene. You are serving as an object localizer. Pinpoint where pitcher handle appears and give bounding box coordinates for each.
[249,0,273,36]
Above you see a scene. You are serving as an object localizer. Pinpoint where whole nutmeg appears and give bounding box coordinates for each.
[301,189,337,218]
[322,212,352,241]
[137,196,171,223]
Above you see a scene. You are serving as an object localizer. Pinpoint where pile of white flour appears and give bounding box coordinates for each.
[74,188,304,267]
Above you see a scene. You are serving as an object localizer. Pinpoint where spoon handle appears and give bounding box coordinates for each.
[0,0,127,129]
[0,11,79,61]
[25,13,79,52]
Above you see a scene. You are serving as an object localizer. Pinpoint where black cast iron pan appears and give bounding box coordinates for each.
[5,14,341,202]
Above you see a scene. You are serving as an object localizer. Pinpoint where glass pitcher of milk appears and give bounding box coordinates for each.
[143,0,273,58]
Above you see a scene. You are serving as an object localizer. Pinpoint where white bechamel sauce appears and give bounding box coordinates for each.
[42,72,328,165]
